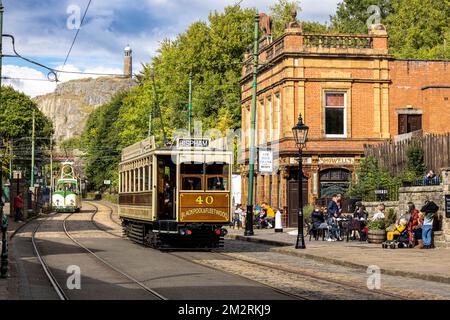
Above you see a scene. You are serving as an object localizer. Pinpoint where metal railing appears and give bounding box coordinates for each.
[361,186,399,202]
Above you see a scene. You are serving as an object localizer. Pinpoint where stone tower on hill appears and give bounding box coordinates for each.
[124,45,132,77]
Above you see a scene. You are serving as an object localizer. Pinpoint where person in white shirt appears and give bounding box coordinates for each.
[372,203,386,221]
[234,205,245,229]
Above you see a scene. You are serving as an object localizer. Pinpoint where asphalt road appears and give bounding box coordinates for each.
[11,205,295,300]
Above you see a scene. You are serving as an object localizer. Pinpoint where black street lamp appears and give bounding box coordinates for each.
[292,114,309,249]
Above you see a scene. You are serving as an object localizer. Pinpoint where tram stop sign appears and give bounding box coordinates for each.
[258,149,273,173]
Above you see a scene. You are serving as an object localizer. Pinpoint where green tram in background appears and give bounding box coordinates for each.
[52,162,82,213]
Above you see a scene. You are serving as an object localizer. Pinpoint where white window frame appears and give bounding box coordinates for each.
[324,91,347,138]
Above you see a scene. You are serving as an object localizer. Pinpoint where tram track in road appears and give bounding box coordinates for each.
[31,216,69,300]
[85,201,123,238]
[28,210,167,300]
[84,202,304,300]
[168,251,308,300]
[209,250,409,300]
[62,210,168,300]
[80,201,412,300]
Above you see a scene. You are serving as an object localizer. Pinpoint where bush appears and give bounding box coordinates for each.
[302,204,314,222]
[368,220,385,230]
[406,146,425,177]
[102,193,118,204]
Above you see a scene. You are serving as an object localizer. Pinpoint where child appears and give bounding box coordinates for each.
[386,217,408,241]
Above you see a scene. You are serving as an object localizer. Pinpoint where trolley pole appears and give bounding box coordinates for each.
[0,0,9,278]
[245,12,259,237]
[188,71,192,135]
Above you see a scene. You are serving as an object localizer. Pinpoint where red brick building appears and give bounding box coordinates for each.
[240,22,450,227]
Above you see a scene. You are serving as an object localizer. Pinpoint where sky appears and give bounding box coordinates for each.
[2,0,340,97]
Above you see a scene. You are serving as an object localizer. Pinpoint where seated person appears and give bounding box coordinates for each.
[386,217,408,241]
[310,205,324,237]
[353,202,368,220]
[371,203,386,221]
[311,205,324,227]
[423,170,439,185]
[261,202,275,228]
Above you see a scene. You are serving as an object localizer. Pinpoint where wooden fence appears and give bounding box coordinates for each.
[364,132,450,176]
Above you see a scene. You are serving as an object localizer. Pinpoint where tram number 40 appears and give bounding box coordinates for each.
[195,195,214,205]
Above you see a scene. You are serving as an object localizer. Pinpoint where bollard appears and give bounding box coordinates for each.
[275,209,283,233]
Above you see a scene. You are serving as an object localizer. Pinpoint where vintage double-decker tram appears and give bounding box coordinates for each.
[118,137,232,249]
[52,161,82,213]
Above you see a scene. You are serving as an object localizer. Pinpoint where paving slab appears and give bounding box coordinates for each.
[226,227,450,284]
[0,203,26,300]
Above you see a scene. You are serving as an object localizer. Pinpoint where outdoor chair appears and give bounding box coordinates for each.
[346,218,362,242]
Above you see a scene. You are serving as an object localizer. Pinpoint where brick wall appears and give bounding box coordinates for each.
[389,60,450,136]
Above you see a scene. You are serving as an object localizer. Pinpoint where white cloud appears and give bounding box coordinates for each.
[3,64,123,98]
[2,0,340,98]
[3,65,56,98]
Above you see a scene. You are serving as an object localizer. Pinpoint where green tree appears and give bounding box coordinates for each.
[386,0,450,59]
[0,86,53,142]
[400,145,425,182]
[0,86,53,178]
[349,156,401,201]
[269,0,301,38]
[330,0,394,34]
[82,93,126,189]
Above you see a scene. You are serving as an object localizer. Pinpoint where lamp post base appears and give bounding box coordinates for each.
[295,242,306,249]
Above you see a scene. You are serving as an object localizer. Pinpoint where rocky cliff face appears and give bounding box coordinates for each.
[34,76,136,142]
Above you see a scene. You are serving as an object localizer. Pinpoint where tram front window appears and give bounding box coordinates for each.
[206,163,229,191]
[182,176,202,190]
[180,163,204,191]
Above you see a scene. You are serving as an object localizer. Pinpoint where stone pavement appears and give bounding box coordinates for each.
[0,203,24,300]
[226,227,450,284]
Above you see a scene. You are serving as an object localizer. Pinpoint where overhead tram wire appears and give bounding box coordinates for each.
[59,0,93,74]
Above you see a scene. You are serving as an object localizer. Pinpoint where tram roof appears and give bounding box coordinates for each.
[121,136,231,163]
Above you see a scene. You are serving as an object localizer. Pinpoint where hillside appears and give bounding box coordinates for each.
[34,76,136,142]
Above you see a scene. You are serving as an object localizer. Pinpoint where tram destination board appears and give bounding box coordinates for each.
[178,138,210,148]
[446,195,450,218]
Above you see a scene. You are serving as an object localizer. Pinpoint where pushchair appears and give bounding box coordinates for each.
[382,227,414,249]
[255,211,269,229]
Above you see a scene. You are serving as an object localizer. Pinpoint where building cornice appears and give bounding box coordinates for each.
[241,77,392,104]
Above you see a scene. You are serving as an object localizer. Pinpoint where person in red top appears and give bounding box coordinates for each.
[406,202,421,246]
[14,192,24,223]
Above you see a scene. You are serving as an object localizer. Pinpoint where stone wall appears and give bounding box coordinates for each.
[362,200,399,218]
[365,168,450,246]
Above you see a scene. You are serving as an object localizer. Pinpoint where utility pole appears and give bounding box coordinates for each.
[50,136,53,193]
[245,12,259,237]
[0,0,9,279]
[148,101,152,138]
[31,110,35,188]
[188,71,192,135]
[9,139,12,182]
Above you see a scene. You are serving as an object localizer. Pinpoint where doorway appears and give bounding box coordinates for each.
[156,155,177,220]
[287,177,308,227]
[319,168,351,212]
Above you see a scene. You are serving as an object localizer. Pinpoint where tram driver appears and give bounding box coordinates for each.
[162,176,174,220]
